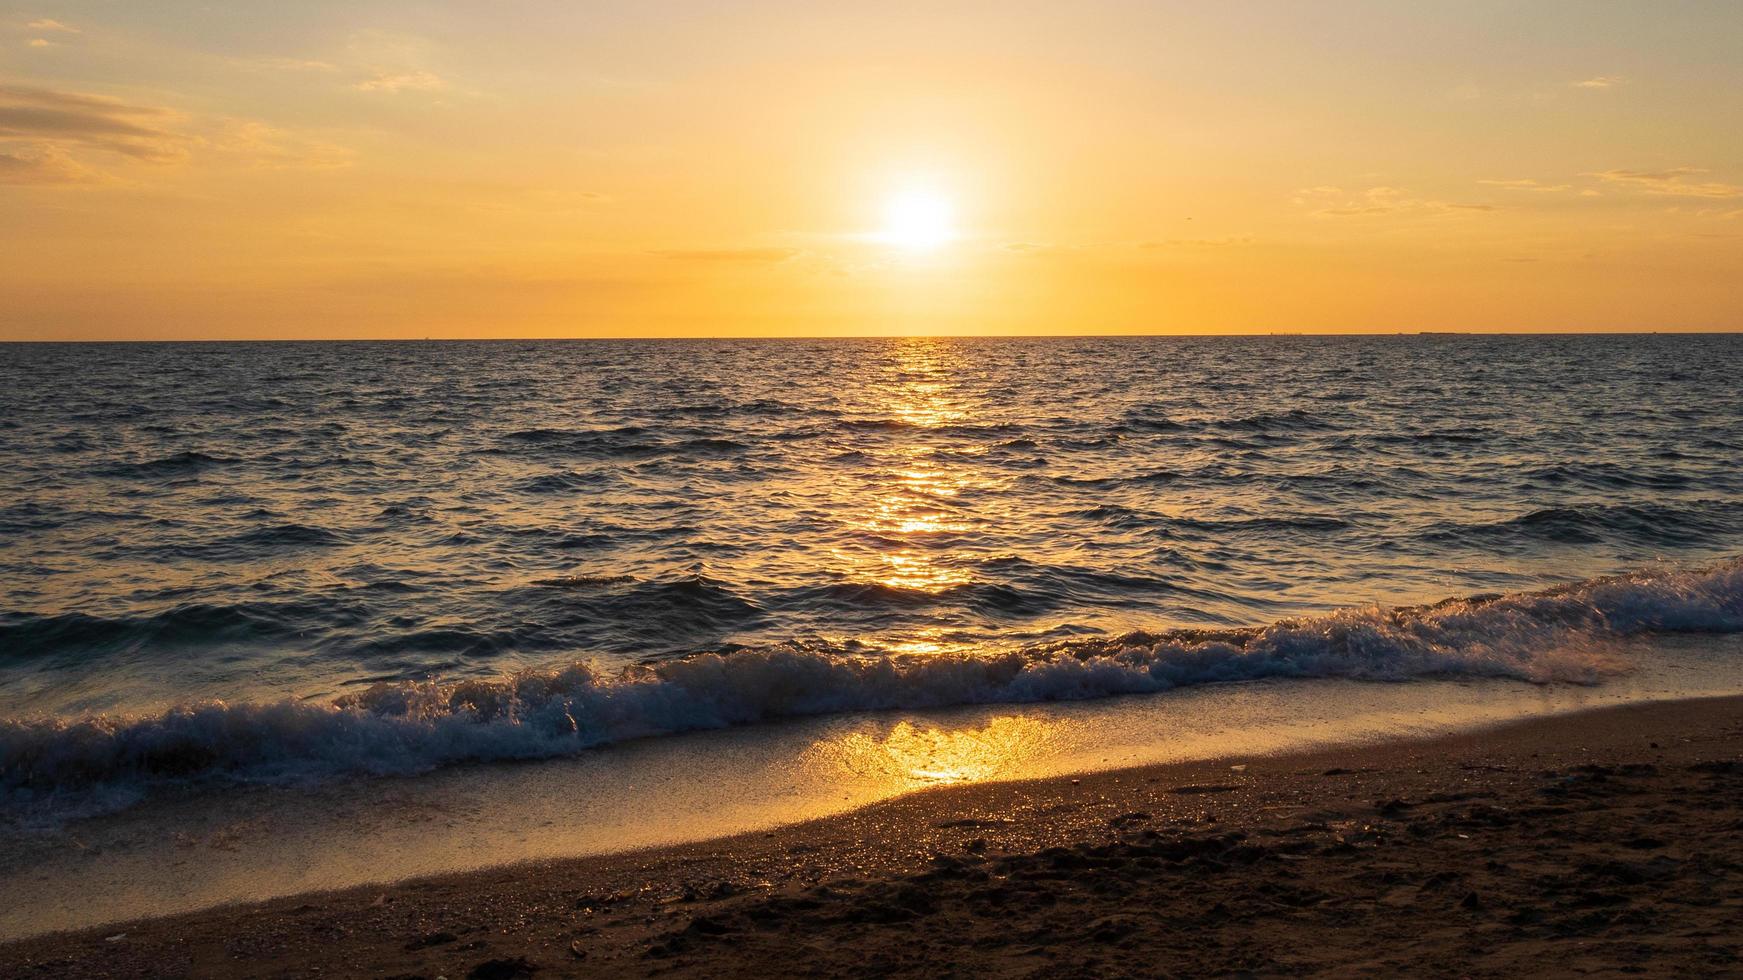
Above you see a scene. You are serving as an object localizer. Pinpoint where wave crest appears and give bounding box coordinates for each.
[2,559,1739,811]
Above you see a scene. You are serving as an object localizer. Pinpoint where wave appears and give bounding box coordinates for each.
[228,523,348,548]
[507,576,767,644]
[1113,410,1188,434]
[1424,500,1743,548]
[0,502,62,535]
[495,427,749,459]
[3,558,1739,813]
[643,399,803,420]
[783,580,1050,616]
[839,419,1023,437]
[515,471,613,494]
[1211,409,1334,433]
[1060,504,1348,535]
[1520,462,1691,492]
[92,451,236,479]
[1112,409,1334,437]
[0,599,362,659]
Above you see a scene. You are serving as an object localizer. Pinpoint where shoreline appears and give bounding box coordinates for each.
[5,693,1741,977]
[8,652,1740,944]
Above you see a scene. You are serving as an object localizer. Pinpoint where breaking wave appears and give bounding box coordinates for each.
[3,558,1738,815]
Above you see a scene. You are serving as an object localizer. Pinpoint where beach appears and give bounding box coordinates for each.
[8,2,1743,975]
[6,695,1739,978]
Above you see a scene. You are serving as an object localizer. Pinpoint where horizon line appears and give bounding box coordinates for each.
[3,329,1741,344]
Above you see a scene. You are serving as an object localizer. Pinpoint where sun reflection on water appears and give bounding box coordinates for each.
[874,552,970,591]
[867,456,973,538]
[879,337,970,429]
[834,338,989,614]
[823,339,995,664]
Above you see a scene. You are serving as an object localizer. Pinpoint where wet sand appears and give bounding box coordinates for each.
[4,695,1741,978]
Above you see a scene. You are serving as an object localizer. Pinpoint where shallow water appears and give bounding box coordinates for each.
[2,633,1739,941]
[1,336,1741,813]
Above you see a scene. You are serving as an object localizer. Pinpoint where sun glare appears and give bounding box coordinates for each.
[879,188,956,250]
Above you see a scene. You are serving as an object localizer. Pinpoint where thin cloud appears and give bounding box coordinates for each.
[653,247,801,263]
[25,18,78,32]
[0,84,185,162]
[203,120,353,170]
[1587,168,1743,199]
[238,56,341,73]
[1138,237,1253,248]
[26,38,51,47]
[1573,76,1625,89]
[1479,179,1572,193]
[1297,185,1498,217]
[354,70,444,93]
[0,84,351,181]
[1589,167,1702,182]
[0,147,95,184]
[1001,241,1089,255]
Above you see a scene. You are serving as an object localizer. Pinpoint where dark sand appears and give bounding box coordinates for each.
[4,696,1741,978]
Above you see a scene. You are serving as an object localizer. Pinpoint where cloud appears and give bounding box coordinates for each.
[1138,236,1253,248]
[999,238,1255,256]
[1586,168,1743,199]
[25,18,78,32]
[1296,185,1498,217]
[354,69,444,93]
[462,186,611,215]
[1478,179,1572,193]
[0,84,185,162]
[0,146,94,184]
[26,38,51,47]
[1573,76,1624,89]
[239,56,341,73]
[1589,167,1700,182]
[1002,241,1081,254]
[1001,241,1124,256]
[202,120,353,170]
[653,247,801,263]
[0,84,351,182]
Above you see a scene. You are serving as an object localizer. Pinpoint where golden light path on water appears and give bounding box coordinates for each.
[813,339,1067,783]
[835,337,987,655]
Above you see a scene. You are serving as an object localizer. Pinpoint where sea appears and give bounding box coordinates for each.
[1,334,1741,934]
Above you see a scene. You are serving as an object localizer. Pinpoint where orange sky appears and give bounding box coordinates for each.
[2,2,1740,339]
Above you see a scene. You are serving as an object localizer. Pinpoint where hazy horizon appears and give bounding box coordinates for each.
[4,329,1743,343]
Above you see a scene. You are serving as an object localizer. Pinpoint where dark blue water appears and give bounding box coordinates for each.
[2,336,1741,806]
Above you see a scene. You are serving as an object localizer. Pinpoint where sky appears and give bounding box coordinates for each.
[1,1,1740,339]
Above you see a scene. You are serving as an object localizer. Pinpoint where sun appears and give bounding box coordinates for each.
[878,187,956,250]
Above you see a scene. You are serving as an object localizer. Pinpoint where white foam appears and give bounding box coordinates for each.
[3,558,1738,816]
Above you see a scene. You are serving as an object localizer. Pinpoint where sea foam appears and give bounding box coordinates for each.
[2,558,1739,815]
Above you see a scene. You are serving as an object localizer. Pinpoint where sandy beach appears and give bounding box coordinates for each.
[4,694,1739,978]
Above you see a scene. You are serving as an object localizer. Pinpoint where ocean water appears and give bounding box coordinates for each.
[2,335,1742,815]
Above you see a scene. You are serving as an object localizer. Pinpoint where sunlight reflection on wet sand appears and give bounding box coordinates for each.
[803,715,1062,787]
